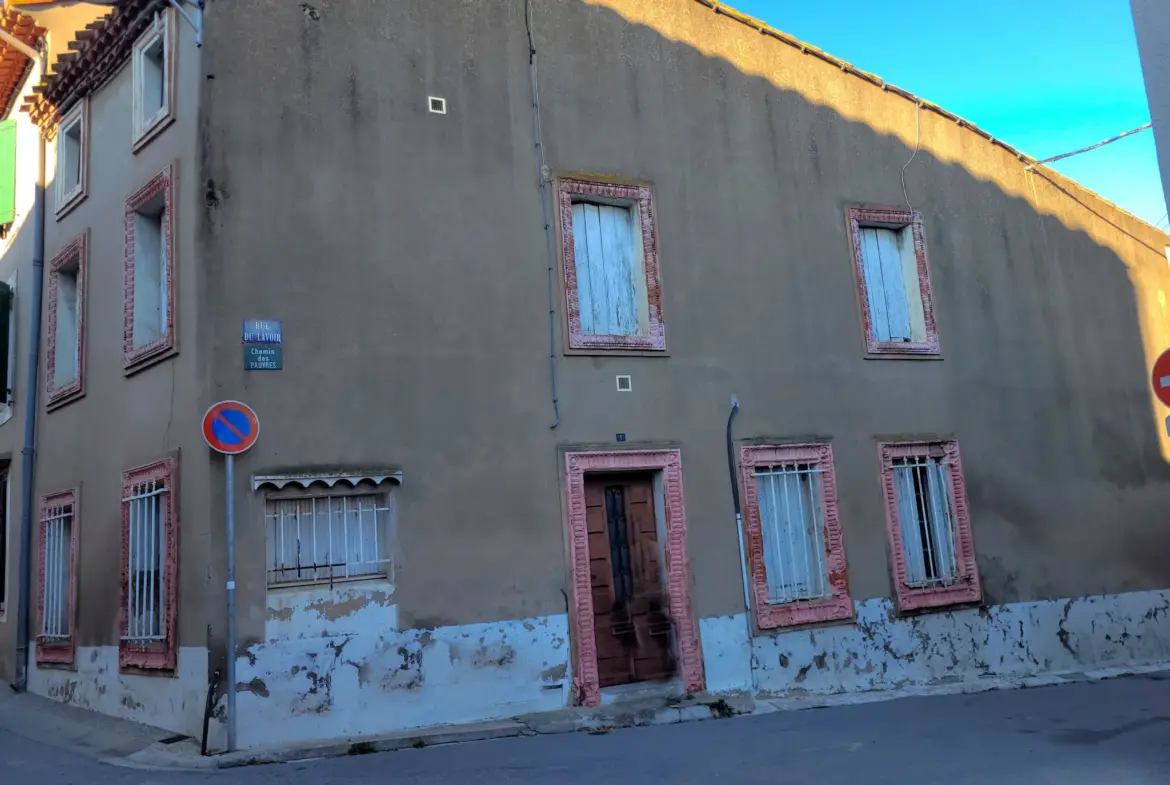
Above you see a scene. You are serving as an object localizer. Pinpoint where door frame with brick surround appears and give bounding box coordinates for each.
[564,449,703,706]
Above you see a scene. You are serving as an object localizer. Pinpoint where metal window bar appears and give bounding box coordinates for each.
[122,481,167,642]
[892,457,957,588]
[753,464,830,604]
[266,494,392,586]
[40,503,72,640]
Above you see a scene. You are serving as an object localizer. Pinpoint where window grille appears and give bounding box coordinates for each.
[40,499,73,640]
[266,493,392,586]
[124,476,167,641]
[753,463,830,603]
[891,455,957,587]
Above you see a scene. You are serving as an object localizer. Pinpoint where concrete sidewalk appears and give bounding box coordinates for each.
[1,663,1168,771]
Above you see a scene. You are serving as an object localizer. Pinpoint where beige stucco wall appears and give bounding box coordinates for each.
[1133,0,1170,218]
[195,0,1170,658]
[0,2,107,685]
[32,7,208,660]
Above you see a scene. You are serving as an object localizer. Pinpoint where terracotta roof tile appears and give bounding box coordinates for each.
[23,0,164,133]
[0,7,45,120]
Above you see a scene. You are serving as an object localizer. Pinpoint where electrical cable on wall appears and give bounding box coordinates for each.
[901,102,922,212]
[1025,123,1152,170]
[526,0,561,429]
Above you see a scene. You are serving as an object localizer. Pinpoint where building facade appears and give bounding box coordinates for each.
[7,0,1170,751]
[1133,0,1170,217]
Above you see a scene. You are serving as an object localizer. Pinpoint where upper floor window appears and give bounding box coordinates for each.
[55,100,87,218]
[124,164,176,371]
[739,443,852,629]
[879,440,981,613]
[558,178,666,352]
[131,9,175,150]
[847,207,939,356]
[46,233,87,408]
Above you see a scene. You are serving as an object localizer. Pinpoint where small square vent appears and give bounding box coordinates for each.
[428,96,447,115]
[616,375,632,392]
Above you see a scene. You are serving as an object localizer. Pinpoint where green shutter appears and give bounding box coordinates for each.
[0,119,14,225]
[0,120,15,226]
[0,282,13,402]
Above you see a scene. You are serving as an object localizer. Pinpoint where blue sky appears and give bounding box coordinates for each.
[731,0,1167,228]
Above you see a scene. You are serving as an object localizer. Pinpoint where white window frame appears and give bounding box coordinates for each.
[889,454,959,589]
[131,9,175,150]
[753,461,832,604]
[54,99,87,217]
[265,485,396,589]
[123,473,168,643]
[132,204,168,349]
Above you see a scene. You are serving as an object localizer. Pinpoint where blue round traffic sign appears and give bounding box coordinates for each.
[202,401,260,455]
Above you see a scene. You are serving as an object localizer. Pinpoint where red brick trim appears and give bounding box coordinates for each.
[53,98,88,220]
[557,178,666,352]
[45,231,87,409]
[846,206,940,355]
[878,440,981,613]
[739,444,853,630]
[564,449,702,705]
[123,163,176,371]
[119,456,178,672]
[35,487,79,668]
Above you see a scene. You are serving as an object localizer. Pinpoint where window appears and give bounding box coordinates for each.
[847,207,939,355]
[131,10,175,149]
[0,467,8,615]
[738,444,852,629]
[120,457,177,671]
[0,277,13,410]
[0,119,14,231]
[54,100,87,217]
[879,441,980,613]
[124,164,175,369]
[266,491,394,587]
[46,234,86,407]
[36,489,78,666]
[558,178,666,352]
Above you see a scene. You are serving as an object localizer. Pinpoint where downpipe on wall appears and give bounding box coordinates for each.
[0,29,47,694]
[726,396,756,691]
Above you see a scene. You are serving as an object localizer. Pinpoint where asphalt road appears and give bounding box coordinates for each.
[3,674,1170,784]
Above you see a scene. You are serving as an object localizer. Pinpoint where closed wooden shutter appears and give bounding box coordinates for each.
[0,120,15,226]
[571,203,639,337]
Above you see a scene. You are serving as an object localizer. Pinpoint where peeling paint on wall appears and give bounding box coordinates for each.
[27,646,210,737]
[700,589,1170,697]
[235,582,570,749]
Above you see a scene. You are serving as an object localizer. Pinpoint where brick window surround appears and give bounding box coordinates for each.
[563,450,702,705]
[36,488,79,667]
[123,163,176,371]
[119,456,178,671]
[846,206,940,355]
[45,232,87,408]
[739,444,853,629]
[879,441,981,613]
[557,177,666,352]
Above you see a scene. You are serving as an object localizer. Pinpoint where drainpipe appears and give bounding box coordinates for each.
[726,396,757,692]
[0,28,47,694]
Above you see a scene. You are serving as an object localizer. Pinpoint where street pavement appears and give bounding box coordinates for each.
[3,673,1170,784]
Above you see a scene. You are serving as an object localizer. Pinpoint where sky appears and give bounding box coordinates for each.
[730,0,1167,228]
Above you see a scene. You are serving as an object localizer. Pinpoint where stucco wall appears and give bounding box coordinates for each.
[28,3,209,724]
[201,0,1170,642]
[1133,0,1170,218]
[0,2,107,685]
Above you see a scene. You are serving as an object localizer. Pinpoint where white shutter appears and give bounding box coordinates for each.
[572,203,639,337]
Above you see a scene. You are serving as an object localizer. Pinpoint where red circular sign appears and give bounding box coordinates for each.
[202,400,260,455]
[1153,351,1170,408]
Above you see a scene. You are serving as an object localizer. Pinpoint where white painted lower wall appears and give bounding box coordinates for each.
[234,582,571,749]
[700,589,1170,697]
[28,646,210,738]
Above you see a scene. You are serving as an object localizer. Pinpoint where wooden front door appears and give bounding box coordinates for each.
[585,474,676,688]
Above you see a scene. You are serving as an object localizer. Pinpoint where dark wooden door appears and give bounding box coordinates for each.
[585,475,676,688]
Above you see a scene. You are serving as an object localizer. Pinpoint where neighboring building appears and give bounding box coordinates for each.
[1133,0,1170,217]
[8,0,1170,751]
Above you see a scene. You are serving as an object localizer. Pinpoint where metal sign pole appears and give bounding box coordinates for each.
[225,452,237,753]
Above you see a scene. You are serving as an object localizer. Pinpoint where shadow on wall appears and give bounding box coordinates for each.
[200,0,1170,635]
